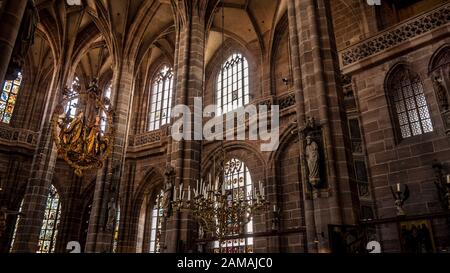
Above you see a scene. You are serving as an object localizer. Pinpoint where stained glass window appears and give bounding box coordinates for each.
[100,82,112,134]
[217,53,249,115]
[65,77,80,118]
[9,199,24,252]
[209,158,254,253]
[148,66,173,131]
[0,72,22,124]
[149,190,164,253]
[37,185,61,253]
[388,66,433,139]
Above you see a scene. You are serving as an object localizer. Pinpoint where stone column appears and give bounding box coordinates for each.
[116,160,138,253]
[85,62,136,253]
[11,6,86,252]
[164,1,211,253]
[0,0,28,84]
[289,0,357,252]
[54,174,83,253]
[287,0,315,253]
[0,156,28,253]
[11,65,65,253]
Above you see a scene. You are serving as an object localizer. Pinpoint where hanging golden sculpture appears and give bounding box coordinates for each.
[51,80,114,176]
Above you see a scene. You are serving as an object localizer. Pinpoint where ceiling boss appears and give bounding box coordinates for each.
[51,79,114,177]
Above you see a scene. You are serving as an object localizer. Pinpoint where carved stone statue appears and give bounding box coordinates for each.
[5,1,38,80]
[305,116,316,130]
[162,165,176,218]
[432,74,449,111]
[305,135,320,187]
[106,197,116,232]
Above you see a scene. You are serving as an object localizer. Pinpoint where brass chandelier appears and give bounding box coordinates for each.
[51,80,114,177]
[171,157,269,243]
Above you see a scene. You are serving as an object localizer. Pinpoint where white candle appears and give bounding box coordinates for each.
[397,183,401,192]
[180,182,183,199]
[273,205,277,212]
[188,185,191,201]
[447,175,450,184]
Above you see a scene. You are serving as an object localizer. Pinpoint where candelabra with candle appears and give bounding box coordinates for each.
[171,175,269,243]
[390,183,410,216]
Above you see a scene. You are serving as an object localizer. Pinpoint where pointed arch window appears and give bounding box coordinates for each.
[9,199,24,252]
[65,76,80,119]
[0,72,22,124]
[149,190,164,253]
[148,66,173,131]
[37,185,62,253]
[100,82,112,134]
[209,158,254,253]
[217,53,249,115]
[387,65,433,139]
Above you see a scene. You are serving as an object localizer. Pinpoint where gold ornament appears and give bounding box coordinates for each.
[51,81,114,176]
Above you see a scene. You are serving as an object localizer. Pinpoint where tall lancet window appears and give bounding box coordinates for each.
[100,82,112,134]
[0,72,22,124]
[149,190,164,253]
[387,65,433,139]
[148,66,173,131]
[217,53,249,115]
[37,185,62,253]
[9,199,24,252]
[65,76,80,118]
[210,158,254,253]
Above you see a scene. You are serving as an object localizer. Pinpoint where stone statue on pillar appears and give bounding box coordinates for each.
[299,117,324,190]
[5,0,38,81]
[106,197,116,232]
[305,135,320,187]
[432,74,449,111]
[162,165,176,218]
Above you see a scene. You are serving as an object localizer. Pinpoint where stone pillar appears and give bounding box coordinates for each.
[164,1,211,253]
[11,5,85,251]
[0,156,28,253]
[116,160,138,253]
[289,0,357,252]
[0,0,28,84]
[11,66,64,253]
[54,175,83,253]
[287,0,315,253]
[85,63,136,253]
